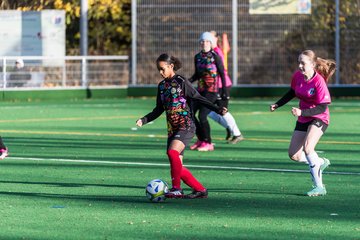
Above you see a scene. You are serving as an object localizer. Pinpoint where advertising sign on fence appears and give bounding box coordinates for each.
[0,10,65,65]
[249,0,311,14]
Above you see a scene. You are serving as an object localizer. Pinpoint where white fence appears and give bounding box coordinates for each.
[1,56,129,89]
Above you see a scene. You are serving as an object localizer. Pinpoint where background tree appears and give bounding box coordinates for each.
[282,0,359,84]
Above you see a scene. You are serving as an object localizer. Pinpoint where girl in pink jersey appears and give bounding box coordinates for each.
[208,30,244,144]
[270,50,336,197]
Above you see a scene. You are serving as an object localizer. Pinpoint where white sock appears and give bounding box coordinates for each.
[298,151,309,164]
[306,151,323,188]
[223,112,241,136]
[208,111,229,129]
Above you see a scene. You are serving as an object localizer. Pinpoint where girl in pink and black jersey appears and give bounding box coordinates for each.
[208,30,244,144]
[189,32,227,151]
[270,50,336,197]
[136,53,227,199]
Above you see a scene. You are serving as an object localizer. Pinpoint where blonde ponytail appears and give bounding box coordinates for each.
[315,57,336,83]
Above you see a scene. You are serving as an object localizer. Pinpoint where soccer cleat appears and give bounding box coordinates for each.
[185,189,208,199]
[0,148,8,160]
[306,186,327,197]
[165,188,184,199]
[320,158,330,173]
[190,140,203,150]
[228,135,244,144]
[197,142,214,152]
[225,128,232,141]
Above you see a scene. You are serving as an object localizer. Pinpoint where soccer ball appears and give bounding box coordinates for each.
[145,179,169,202]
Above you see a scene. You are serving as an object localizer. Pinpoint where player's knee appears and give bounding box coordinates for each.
[289,152,301,162]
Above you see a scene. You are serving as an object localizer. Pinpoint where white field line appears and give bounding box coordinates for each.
[8,157,360,176]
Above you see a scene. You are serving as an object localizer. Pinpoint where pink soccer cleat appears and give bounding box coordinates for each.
[197,142,214,152]
[190,140,203,150]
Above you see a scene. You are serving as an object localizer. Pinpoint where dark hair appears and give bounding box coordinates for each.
[156,53,182,71]
[301,50,336,83]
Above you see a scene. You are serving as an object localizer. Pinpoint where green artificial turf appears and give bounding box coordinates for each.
[0,98,359,239]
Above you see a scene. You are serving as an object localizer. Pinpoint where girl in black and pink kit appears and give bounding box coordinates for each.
[189,32,227,151]
[270,50,336,197]
[136,53,227,199]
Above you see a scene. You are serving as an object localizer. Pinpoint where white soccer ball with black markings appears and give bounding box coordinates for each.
[145,179,169,202]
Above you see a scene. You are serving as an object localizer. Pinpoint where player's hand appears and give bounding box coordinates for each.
[136,119,143,127]
[291,107,301,117]
[270,104,278,112]
[219,107,228,116]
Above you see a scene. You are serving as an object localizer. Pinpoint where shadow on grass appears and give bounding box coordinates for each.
[6,136,165,150]
[0,179,145,189]
[209,187,304,197]
[0,190,146,203]
[0,177,359,223]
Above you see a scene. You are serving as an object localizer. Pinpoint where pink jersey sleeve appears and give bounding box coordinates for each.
[314,75,331,105]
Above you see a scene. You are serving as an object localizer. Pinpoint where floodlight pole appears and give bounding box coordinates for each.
[335,0,340,85]
[131,0,137,85]
[232,0,238,85]
[80,0,88,87]
[80,0,88,56]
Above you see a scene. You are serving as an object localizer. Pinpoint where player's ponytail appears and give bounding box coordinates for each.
[315,57,336,83]
[301,50,336,83]
[156,53,182,71]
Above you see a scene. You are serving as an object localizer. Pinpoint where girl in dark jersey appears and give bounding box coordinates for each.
[189,32,227,151]
[136,53,227,199]
[270,50,335,197]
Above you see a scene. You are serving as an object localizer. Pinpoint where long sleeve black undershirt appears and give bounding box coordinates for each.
[275,88,327,116]
[275,88,296,108]
[301,104,327,116]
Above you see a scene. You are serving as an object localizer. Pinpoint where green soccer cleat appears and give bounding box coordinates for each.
[320,158,331,173]
[306,186,327,197]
